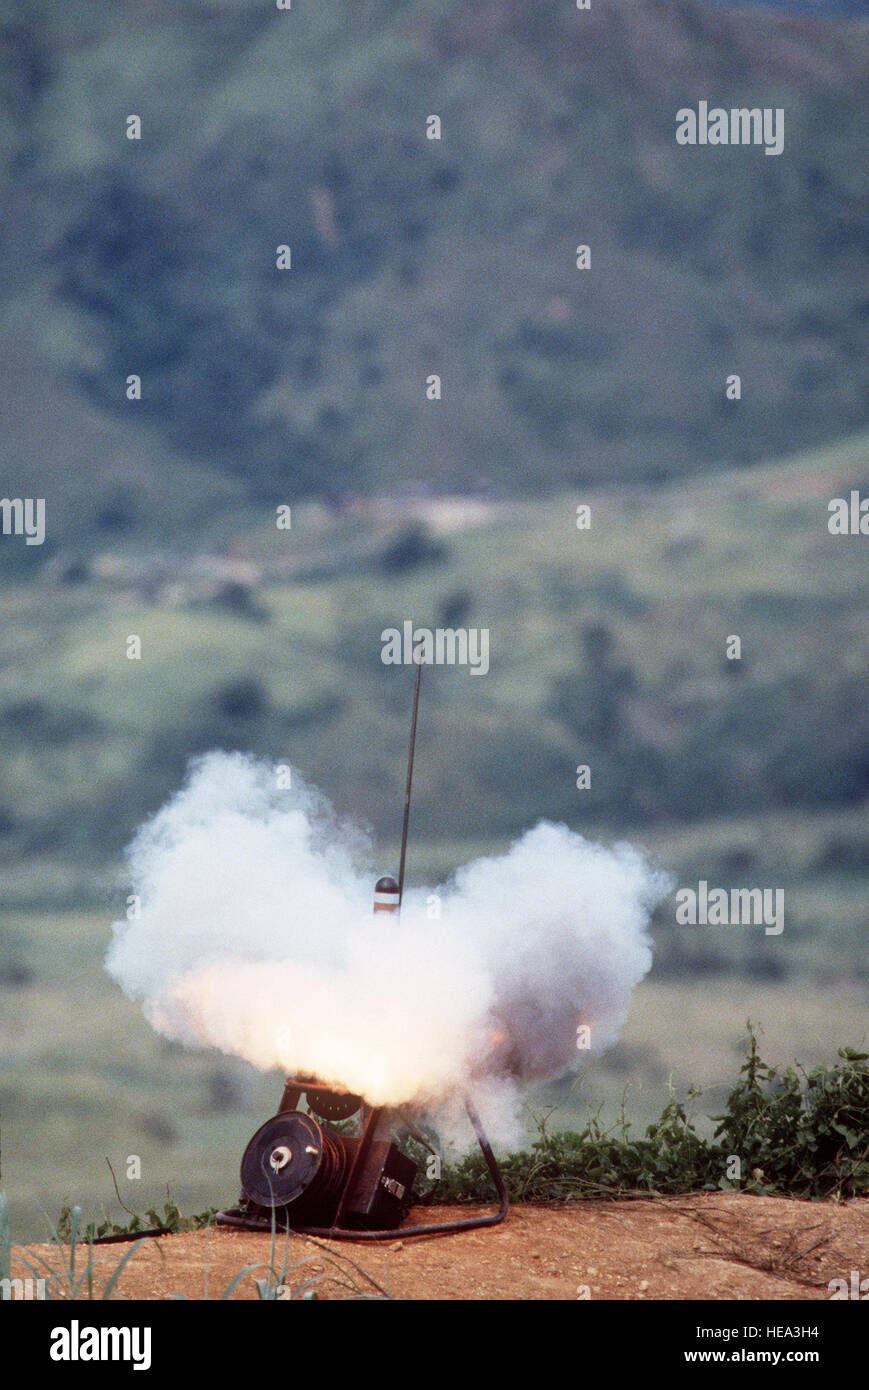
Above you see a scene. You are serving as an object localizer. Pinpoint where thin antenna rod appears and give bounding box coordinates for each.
[397,654,422,905]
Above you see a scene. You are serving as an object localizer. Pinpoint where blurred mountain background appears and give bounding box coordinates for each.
[1,0,868,548]
[0,0,867,1238]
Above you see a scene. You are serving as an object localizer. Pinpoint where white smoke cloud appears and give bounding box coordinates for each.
[106,752,669,1137]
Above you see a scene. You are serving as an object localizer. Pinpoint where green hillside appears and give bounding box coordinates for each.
[1,0,868,533]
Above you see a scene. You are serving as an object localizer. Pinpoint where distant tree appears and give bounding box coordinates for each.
[379,524,447,574]
[550,622,636,746]
[213,677,268,721]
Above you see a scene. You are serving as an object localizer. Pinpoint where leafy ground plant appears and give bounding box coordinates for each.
[55,1198,217,1245]
[711,1031,869,1199]
[436,1029,868,1204]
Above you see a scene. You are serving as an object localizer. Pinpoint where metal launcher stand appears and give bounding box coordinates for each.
[217,657,509,1240]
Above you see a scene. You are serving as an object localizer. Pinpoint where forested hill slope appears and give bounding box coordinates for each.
[2,0,868,528]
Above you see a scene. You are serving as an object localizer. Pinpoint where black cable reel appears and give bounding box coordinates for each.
[240,1112,350,1219]
[235,1101,418,1231]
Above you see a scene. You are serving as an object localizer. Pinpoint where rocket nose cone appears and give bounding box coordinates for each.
[375,876,399,894]
[373,875,400,913]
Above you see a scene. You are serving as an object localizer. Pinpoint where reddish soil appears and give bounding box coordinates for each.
[14,1194,868,1300]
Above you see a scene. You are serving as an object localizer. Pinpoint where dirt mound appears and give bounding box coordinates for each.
[13,1194,868,1300]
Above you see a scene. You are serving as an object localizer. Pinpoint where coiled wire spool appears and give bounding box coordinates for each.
[240,1112,349,1212]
